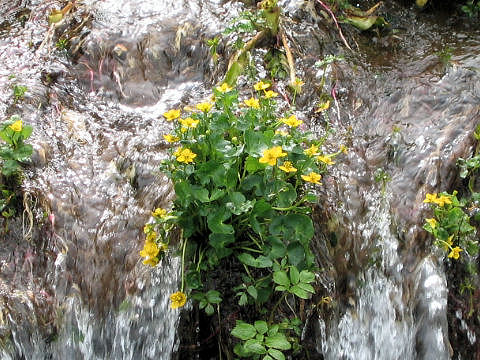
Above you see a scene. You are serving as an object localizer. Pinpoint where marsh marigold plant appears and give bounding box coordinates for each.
[141,80,341,358]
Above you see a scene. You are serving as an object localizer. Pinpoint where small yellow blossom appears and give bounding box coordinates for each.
[304,144,319,157]
[423,193,438,204]
[181,127,188,133]
[448,246,463,260]
[317,155,335,165]
[254,81,271,91]
[9,120,22,132]
[146,231,157,242]
[301,172,322,184]
[425,218,437,229]
[175,148,197,164]
[316,100,330,112]
[170,291,187,309]
[143,257,159,267]
[290,78,304,93]
[244,97,260,109]
[152,208,168,218]
[279,161,297,173]
[216,83,233,93]
[434,195,452,207]
[178,117,199,129]
[163,109,181,121]
[196,102,212,112]
[340,145,348,154]
[259,146,287,166]
[263,90,278,99]
[275,130,289,137]
[163,134,180,143]
[140,240,159,259]
[280,114,303,128]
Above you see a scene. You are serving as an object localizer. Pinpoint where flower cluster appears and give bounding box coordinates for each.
[423,191,475,261]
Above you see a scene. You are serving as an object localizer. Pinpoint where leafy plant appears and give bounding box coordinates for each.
[461,0,480,17]
[423,191,477,259]
[12,85,28,101]
[141,80,341,357]
[0,115,33,176]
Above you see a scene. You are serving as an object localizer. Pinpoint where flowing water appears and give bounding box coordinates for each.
[0,0,479,359]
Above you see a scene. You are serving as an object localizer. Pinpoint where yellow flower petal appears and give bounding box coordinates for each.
[170,291,187,309]
[301,172,322,184]
[9,120,22,132]
[163,109,181,121]
[254,81,270,91]
[196,102,212,112]
[278,161,297,173]
[244,97,260,109]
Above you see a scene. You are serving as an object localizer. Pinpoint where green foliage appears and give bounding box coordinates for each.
[461,0,480,17]
[232,320,291,359]
[423,191,477,259]
[0,115,34,177]
[143,81,340,357]
[55,38,69,50]
[12,85,27,101]
[0,115,33,222]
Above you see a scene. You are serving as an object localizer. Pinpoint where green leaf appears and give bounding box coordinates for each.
[256,256,273,268]
[207,209,233,234]
[267,325,279,336]
[268,348,285,360]
[265,333,291,350]
[290,284,311,299]
[289,266,300,285]
[238,253,257,267]
[234,343,252,358]
[275,183,297,208]
[299,270,315,283]
[226,192,253,215]
[245,156,266,173]
[186,270,202,290]
[206,290,222,304]
[254,320,268,335]
[210,188,225,201]
[273,270,290,287]
[269,214,314,245]
[267,236,286,259]
[287,242,305,267]
[296,282,315,294]
[13,144,32,161]
[239,293,248,306]
[191,185,210,202]
[21,125,33,139]
[245,130,268,157]
[247,285,258,300]
[2,160,19,176]
[205,303,215,315]
[232,321,257,340]
[244,339,267,355]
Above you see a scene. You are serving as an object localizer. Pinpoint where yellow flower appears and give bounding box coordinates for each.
[178,117,199,128]
[175,148,197,164]
[425,218,437,229]
[434,195,452,207]
[301,172,322,184]
[290,78,304,93]
[216,83,233,93]
[152,208,167,218]
[280,114,303,128]
[170,291,187,309]
[146,231,157,242]
[163,134,180,143]
[196,102,212,112]
[448,246,463,260]
[316,100,330,112]
[275,130,289,137]
[263,90,278,99]
[140,240,160,259]
[279,161,297,173]
[163,109,181,121]
[143,257,159,267]
[9,120,22,132]
[181,127,188,133]
[259,146,287,166]
[304,144,319,157]
[254,81,270,91]
[244,97,260,109]
[317,155,335,165]
[340,145,348,154]
[423,193,438,204]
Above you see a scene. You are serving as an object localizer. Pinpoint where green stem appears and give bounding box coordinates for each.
[181,238,188,292]
[269,292,287,324]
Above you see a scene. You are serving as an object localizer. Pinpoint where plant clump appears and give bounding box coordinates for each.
[140,80,343,358]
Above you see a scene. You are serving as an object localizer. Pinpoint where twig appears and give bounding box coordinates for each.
[315,0,352,51]
[280,30,297,86]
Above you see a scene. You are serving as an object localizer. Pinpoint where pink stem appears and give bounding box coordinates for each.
[315,0,352,50]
